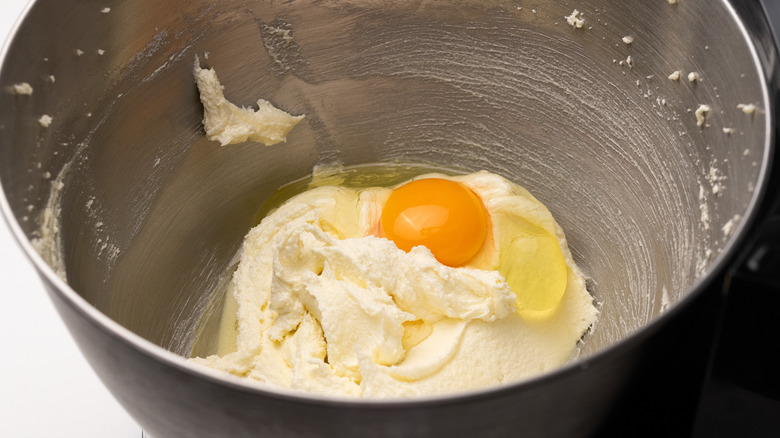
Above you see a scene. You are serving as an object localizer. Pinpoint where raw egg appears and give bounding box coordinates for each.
[380,178,488,266]
[493,212,568,320]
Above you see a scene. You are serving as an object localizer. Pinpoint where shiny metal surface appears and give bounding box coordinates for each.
[0,0,774,437]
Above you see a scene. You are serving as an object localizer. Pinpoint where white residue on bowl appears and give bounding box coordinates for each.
[696,249,713,277]
[721,215,741,240]
[31,177,67,282]
[698,184,710,230]
[660,286,671,313]
[707,166,726,196]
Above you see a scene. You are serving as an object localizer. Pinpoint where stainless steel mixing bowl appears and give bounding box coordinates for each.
[0,0,775,436]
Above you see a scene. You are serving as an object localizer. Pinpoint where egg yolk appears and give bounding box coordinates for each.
[380,178,488,267]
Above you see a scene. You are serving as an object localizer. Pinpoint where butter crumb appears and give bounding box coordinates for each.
[38,115,53,128]
[668,0,678,4]
[101,7,111,13]
[737,103,762,115]
[688,71,701,82]
[695,104,711,127]
[668,71,682,81]
[12,82,34,95]
[75,49,84,56]
[622,36,634,44]
[722,127,735,135]
[193,56,304,146]
[566,10,585,28]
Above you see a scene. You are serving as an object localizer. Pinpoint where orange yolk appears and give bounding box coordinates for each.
[380,178,488,267]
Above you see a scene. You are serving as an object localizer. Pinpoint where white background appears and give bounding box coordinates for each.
[0,1,142,436]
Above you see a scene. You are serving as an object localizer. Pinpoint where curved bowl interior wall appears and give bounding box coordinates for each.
[0,0,770,392]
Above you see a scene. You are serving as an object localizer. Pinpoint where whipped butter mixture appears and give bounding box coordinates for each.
[191,170,598,397]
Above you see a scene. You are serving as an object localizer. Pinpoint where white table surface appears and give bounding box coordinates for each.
[0,1,142,436]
